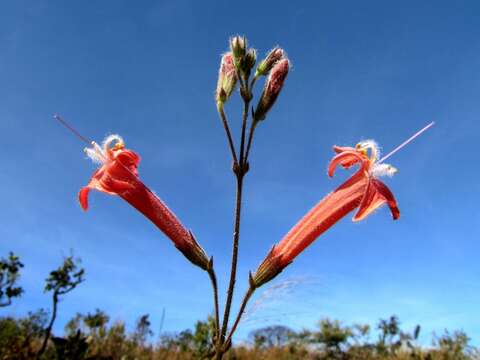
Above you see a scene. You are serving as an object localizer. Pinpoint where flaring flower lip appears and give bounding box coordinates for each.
[79,136,139,209]
[329,142,400,221]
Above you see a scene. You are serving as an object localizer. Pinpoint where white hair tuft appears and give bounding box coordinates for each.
[102,134,124,152]
[371,163,397,178]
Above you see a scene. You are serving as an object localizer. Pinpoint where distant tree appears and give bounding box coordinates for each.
[249,325,294,348]
[84,308,110,336]
[0,309,48,358]
[192,316,215,358]
[157,316,215,358]
[312,318,352,358]
[132,314,153,346]
[21,309,49,357]
[376,315,401,355]
[159,331,187,353]
[65,312,85,336]
[176,329,194,352]
[433,330,472,360]
[351,323,370,343]
[286,328,310,347]
[36,255,85,359]
[374,315,423,357]
[0,252,24,307]
[104,321,128,358]
[0,316,24,357]
[399,324,422,358]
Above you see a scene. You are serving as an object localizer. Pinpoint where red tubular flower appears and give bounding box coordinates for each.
[79,135,210,270]
[252,140,399,287]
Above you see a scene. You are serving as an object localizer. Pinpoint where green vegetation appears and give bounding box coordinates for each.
[0,310,478,359]
[0,252,24,307]
[1,253,477,359]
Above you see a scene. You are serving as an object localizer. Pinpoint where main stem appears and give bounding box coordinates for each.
[218,91,251,359]
[219,173,244,345]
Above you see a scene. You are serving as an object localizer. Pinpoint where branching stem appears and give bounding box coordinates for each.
[224,285,255,350]
[244,120,258,163]
[217,82,252,360]
[218,105,239,165]
[207,266,220,346]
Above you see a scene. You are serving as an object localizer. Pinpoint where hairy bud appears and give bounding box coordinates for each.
[230,36,247,68]
[244,48,257,70]
[241,48,257,78]
[255,47,285,77]
[216,53,238,106]
[253,58,290,121]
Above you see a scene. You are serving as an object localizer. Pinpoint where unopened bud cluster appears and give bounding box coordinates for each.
[230,36,247,69]
[230,36,257,84]
[216,36,289,118]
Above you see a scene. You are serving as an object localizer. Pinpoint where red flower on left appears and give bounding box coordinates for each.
[79,135,210,270]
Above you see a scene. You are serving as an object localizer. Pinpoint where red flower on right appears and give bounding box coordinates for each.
[252,140,400,287]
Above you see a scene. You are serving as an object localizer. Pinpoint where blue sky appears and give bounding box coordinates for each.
[1,0,479,345]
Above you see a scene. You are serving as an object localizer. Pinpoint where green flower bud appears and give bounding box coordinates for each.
[230,36,247,68]
[255,47,285,77]
[216,52,238,106]
[243,49,256,71]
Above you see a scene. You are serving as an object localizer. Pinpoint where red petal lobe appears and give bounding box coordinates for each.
[328,150,365,177]
[353,178,400,221]
[79,187,90,211]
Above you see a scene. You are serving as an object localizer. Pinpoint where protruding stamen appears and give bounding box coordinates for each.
[379,121,435,163]
[53,114,91,145]
[85,141,107,164]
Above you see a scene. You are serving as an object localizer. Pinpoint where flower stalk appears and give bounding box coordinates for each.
[59,35,434,360]
[211,36,293,359]
[251,141,400,287]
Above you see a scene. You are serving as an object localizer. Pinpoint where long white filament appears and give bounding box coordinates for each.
[378,121,435,164]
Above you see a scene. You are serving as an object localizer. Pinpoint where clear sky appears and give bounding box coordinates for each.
[1,0,479,345]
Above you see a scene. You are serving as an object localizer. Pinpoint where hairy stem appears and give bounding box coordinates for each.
[239,94,250,166]
[219,88,251,350]
[244,120,258,163]
[208,267,220,348]
[218,105,238,165]
[220,173,244,345]
[224,285,255,350]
